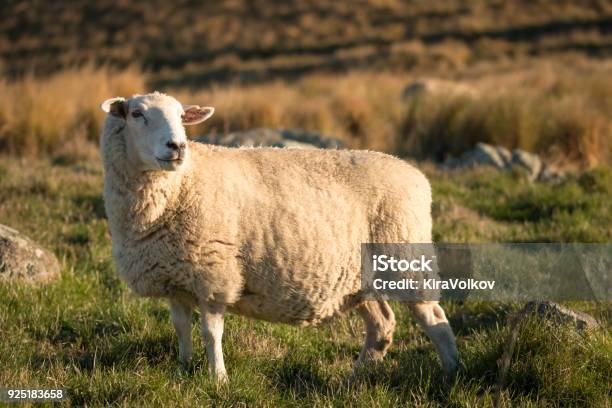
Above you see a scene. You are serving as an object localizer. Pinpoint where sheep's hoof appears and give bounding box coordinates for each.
[438,359,459,394]
[212,371,229,385]
[178,356,193,369]
[443,365,458,390]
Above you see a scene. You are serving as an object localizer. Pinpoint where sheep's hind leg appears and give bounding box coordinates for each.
[354,300,396,373]
[404,301,458,383]
[200,302,228,382]
[170,299,193,365]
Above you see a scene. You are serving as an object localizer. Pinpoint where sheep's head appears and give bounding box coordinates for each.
[101,92,214,171]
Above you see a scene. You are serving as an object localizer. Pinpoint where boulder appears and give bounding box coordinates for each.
[537,163,566,183]
[494,300,601,404]
[524,300,602,333]
[511,149,542,181]
[446,143,566,182]
[195,128,343,149]
[447,143,512,170]
[0,224,60,284]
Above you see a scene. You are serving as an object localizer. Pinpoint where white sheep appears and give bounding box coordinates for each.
[99,92,458,383]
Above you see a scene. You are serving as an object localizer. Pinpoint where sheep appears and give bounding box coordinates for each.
[99,92,458,383]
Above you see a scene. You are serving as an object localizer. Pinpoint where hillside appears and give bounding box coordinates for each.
[3,0,612,86]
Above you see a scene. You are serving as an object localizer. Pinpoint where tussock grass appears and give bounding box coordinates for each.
[0,65,145,157]
[1,64,612,168]
[178,72,407,153]
[0,69,407,159]
[400,69,612,167]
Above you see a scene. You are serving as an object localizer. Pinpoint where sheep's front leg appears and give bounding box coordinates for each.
[170,299,193,365]
[200,302,227,382]
[405,301,458,383]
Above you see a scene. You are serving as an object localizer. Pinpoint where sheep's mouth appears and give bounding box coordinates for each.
[156,157,184,169]
[156,157,183,163]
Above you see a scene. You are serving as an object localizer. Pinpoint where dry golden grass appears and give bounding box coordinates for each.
[0,63,610,167]
[0,68,409,158]
[178,72,408,153]
[0,65,145,157]
[399,65,612,167]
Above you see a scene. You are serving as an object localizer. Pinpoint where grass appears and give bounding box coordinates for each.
[399,76,612,166]
[0,65,144,157]
[430,165,612,242]
[1,62,612,167]
[0,157,610,406]
[2,2,611,405]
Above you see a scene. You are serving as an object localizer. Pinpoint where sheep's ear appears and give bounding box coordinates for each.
[182,105,214,125]
[101,97,127,119]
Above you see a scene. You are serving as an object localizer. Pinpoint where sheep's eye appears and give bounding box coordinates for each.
[131,110,143,118]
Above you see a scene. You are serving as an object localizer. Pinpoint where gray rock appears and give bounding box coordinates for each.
[495,300,602,402]
[446,143,566,183]
[447,143,512,170]
[0,224,59,284]
[511,149,542,181]
[537,164,566,183]
[195,128,343,149]
[524,300,602,333]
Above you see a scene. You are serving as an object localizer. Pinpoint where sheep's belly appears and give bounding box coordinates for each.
[115,255,189,299]
[120,268,172,298]
[229,286,363,326]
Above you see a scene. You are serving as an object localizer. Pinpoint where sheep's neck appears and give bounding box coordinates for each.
[101,121,183,238]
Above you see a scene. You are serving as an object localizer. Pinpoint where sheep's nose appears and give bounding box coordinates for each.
[166,141,185,151]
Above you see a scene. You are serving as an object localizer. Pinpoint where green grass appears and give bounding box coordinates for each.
[430,166,612,243]
[0,158,610,407]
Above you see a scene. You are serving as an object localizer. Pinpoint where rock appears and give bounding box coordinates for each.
[0,224,60,284]
[537,163,566,183]
[446,143,566,182]
[494,299,601,403]
[195,128,343,149]
[511,149,542,181]
[447,143,512,170]
[524,300,602,333]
